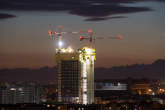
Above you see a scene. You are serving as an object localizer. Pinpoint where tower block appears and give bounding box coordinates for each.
[56,47,96,104]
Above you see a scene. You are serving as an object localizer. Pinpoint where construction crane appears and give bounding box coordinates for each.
[48,25,80,49]
[79,29,123,48]
[48,26,123,48]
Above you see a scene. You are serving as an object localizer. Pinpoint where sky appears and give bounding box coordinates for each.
[0,0,165,69]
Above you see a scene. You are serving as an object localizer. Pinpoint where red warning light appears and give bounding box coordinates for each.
[117,34,123,39]
[80,36,84,41]
[48,30,53,36]
[88,29,93,33]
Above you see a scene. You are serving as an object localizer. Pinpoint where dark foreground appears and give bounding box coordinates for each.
[1,102,165,110]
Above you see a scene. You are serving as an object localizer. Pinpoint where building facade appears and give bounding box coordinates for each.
[56,47,96,104]
[0,82,43,104]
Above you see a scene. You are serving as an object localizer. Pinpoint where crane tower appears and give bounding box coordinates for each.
[48,26,121,104]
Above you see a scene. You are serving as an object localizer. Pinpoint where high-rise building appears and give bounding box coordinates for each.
[56,47,96,104]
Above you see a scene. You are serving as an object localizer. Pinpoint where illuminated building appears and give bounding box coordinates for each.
[56,47,96,104]
[0,83,43,104]
[130,83,152,95]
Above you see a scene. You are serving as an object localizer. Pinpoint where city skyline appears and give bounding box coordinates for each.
[0,0,165,69]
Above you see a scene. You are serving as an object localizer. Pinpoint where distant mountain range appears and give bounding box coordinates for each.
[0,59,165,82]
[95,59,165,80]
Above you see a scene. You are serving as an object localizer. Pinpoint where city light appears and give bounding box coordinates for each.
[58,41,63,47]
[67,46,73,53]
[85,48,92,54]
[148,89,152,92]
[46,104,50,108]
[82,62,87,104]
[10,88,16,91]
[56,47,74,53]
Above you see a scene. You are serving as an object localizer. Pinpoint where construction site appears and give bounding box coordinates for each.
[48,25,122,104]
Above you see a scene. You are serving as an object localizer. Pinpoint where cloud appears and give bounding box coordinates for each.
[0,0,164,21]
[85,16,127,21]
[0,13,16,19]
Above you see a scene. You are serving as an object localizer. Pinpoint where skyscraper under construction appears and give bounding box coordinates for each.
[49,26,121,104]
[56,47,96,104]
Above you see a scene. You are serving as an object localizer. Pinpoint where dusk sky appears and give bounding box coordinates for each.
[0,0,165,69]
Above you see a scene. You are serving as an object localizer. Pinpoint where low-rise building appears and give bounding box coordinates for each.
[0,82,43,104]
